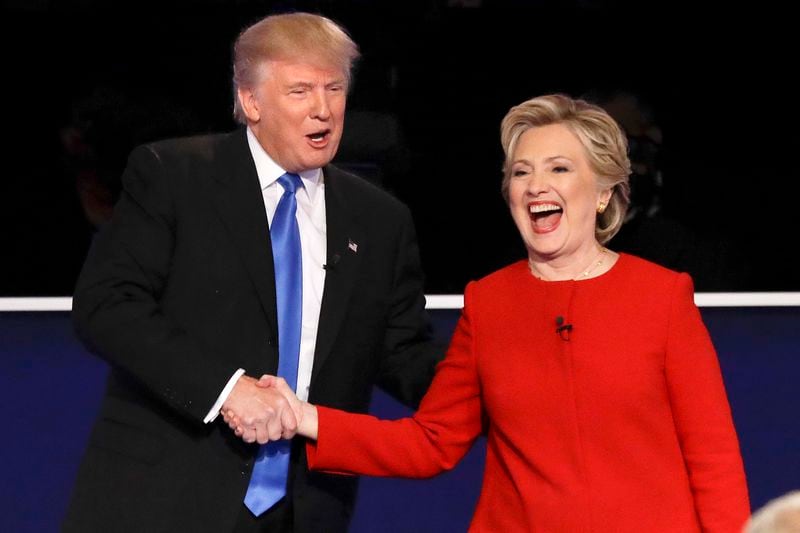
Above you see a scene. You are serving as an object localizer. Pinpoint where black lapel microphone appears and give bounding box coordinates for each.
[555,315,573,341]
[322,253,341,271]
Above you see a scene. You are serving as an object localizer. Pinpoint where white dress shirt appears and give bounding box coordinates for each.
[203,128,327,422]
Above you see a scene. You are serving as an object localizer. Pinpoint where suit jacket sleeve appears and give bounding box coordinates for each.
[375,204,445,409]
[665,273,751,531]
[72,145,239,423]
[308,282,482,477]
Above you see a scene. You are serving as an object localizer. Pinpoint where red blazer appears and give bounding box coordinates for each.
[308,254,750,532]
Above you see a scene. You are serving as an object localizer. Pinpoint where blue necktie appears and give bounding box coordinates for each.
[244,172,303,516]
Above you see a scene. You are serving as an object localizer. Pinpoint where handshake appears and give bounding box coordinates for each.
[220,375,318,444]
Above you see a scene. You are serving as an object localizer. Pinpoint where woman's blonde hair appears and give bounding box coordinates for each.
[500,94,631,244]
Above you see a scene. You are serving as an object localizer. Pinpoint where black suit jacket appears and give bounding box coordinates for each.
[63,129,442,533]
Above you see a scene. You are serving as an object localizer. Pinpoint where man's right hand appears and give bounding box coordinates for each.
[257,375,318,440]
[221,375,299,444]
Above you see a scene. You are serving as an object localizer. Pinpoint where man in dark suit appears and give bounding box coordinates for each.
[63,12,442,533]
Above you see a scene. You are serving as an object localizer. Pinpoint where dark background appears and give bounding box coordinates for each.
[2,0,798,295]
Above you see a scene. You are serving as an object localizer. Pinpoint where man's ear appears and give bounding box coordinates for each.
[237,88,260,123]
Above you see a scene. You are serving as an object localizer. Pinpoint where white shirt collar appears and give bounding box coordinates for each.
[246,127,322,201]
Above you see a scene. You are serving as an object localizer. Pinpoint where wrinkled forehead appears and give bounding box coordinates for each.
[513,123,586,157]
[257,54,349,83]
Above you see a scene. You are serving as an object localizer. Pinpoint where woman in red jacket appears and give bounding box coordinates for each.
[230,94,751,532]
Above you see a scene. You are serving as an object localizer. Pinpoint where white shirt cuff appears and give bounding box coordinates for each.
[203,368,246,424]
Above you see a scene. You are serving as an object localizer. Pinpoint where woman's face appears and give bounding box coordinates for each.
[508,123,612,261]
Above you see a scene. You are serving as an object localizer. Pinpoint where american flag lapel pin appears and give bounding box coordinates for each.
[348,239,358,253]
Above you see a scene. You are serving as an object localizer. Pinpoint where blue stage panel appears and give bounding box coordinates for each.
[1,307,798,532]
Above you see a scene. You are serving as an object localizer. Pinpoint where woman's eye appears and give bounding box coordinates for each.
[552,166,569,173]
[512,169,528,177]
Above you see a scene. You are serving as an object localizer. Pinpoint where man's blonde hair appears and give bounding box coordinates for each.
[232,12,360,123]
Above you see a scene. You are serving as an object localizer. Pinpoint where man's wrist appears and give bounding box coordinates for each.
[203,368,246,423]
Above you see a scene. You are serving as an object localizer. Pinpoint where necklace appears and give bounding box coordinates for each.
[528,247,608,281]
[574,247,607,279]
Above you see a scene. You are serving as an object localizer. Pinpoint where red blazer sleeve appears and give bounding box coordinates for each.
[307,283,483,478]
[665,273,751,531]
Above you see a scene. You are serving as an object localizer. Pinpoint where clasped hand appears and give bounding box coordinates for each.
[221,375,303,444]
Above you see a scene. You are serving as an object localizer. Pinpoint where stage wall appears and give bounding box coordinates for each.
[1,306,798,532]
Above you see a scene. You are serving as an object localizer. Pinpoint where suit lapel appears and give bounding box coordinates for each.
[311,166,363,384]
[205,144,362,380]
[206,129,279,337]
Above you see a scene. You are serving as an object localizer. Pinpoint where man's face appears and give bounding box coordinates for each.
[240,59,347,172]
